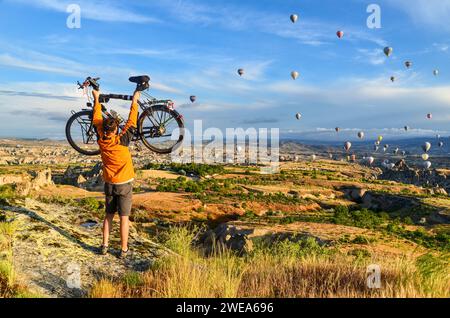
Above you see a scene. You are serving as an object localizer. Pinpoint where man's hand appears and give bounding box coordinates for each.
[92,89,100,103]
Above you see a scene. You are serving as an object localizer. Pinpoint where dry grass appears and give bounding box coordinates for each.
[89,227,449,298]
[0,220,39,298]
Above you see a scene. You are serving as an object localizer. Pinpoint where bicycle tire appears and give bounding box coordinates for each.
[138,105,184,154]
[65,110,101,156]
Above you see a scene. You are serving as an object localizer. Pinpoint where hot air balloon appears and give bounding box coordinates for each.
[394,148,399,155]
[427,113,432,119]
[404,126,409,131]
[384,47,393,57]
[378,136,383,142]
[436,134,441,139]
[375,140,380,146]
[374,145,379,152]
[423,161,432,169]
[336,31,344,39]
[405,61,412,69]
[311,154,317,161]
[358,131,364,139]
[237,146,243,153]
[367,157,375,165]
[344,142,352,152]
[422,142,431,153]
[433,69,439,76]
[189,95,196,103]
[422,154,429,161]
[329,153,333,159]
[295,113,302,120]
[290,14,298,23]
[390,76,395,82]
[291,71,299,80]
[335,127,340,133]
[439,141,444,148]
[237,69,244,76]
[401,151,406,156]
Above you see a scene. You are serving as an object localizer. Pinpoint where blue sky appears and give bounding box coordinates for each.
[0,0,449,141]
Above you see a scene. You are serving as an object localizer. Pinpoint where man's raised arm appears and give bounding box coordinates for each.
[92,89,103,129]
[121,91,140,134]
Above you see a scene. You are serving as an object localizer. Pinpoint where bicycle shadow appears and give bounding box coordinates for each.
[11,206,98,254]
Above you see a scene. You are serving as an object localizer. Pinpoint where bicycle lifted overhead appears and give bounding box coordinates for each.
[65,76,185,156]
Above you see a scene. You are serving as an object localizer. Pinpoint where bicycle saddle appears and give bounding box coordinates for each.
[129,75,150,84]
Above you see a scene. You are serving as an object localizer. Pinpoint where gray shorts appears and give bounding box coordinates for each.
[104,182,133,216]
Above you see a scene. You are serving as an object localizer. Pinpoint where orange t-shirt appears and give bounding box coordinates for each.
[93,99,138,184]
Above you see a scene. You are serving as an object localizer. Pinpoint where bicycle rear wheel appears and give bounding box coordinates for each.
[138,105,184,154]
[65,110,101,156]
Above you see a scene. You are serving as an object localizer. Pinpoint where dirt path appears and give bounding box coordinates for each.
[2,198,164,298]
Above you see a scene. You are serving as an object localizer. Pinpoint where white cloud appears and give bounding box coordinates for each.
[390,0,450,32]
[154,0,386,47]
[9,0,159,23]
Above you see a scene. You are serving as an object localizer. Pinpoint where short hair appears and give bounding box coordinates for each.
[103,118,119,134]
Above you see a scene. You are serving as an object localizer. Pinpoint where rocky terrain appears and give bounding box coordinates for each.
[0,138,449,298]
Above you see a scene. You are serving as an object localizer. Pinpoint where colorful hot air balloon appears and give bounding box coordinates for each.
[189,95,196,103]
[384,47,393,57]
[377,136,383,142]
[422,154,430,161]
[336,31,344,39]
[344,141,352,151]
[358,131,365,139]
[422,142,431,153]
[237,69,244,76]
[291,71,299,80]
[290,14,298,23]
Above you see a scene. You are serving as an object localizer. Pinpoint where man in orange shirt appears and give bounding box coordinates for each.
[91,81,146,259]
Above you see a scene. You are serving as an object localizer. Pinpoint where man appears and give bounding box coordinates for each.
[91,81,147,259]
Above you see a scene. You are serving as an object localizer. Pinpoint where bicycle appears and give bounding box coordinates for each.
[65,76,185,156]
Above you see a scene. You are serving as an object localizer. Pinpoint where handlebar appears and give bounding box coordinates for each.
[77,76,100,91]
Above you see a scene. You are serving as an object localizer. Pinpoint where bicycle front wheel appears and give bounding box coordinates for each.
[65,110,101,156]
[138,105,184,154]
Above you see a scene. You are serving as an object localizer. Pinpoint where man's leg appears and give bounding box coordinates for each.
[119,216,129,251]
[102,213,114,247]
[103,183,117,249]
[117,182,133,253]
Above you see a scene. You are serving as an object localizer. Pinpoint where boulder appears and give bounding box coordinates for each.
[202,224,254,256]
[342,187,366,203]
